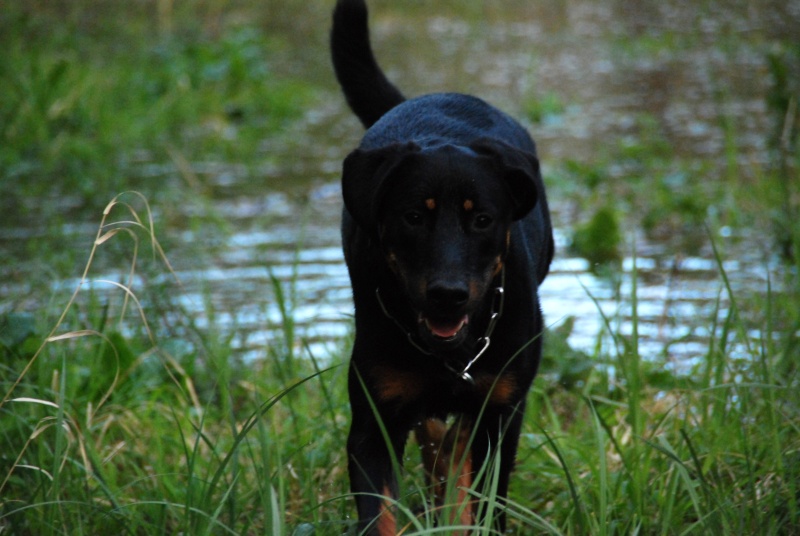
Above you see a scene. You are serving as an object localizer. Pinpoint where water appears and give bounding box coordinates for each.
[2,0,794,366]
[152,198,774,366]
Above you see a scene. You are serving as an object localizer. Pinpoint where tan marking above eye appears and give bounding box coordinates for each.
[463,199,474,212]
[425,198,436,210]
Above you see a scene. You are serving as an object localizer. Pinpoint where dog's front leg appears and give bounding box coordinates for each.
[347,402,409,536]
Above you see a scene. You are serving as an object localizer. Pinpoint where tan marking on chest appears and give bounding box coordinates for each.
[373,366,426,404]
[475,373,518,405]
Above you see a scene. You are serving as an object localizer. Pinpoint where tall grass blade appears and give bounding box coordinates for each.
[538,426,586,534]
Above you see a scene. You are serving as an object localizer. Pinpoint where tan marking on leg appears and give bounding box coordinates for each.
[453,450,474,531]
[444,423,475,534]
[376,484,397,536]
[416,419,475,533]
[416,418,448,498]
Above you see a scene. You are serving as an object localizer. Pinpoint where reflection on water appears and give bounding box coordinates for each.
[155,191,774,367]
[1,0,793,367]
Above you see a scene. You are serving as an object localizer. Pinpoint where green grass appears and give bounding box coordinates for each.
[517,243,800,535]
[1,193,798,535]
[0,1,314,213]
[0,195,353,535]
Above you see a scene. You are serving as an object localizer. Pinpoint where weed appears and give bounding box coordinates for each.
[571,206,623,271]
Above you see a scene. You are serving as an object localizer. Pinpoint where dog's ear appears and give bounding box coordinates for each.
[341,142,420,229]
[470,139,541,220]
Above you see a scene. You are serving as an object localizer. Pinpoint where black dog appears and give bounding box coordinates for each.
[331,1,553,533]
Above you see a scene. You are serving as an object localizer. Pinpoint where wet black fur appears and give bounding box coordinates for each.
[331,0,554,533]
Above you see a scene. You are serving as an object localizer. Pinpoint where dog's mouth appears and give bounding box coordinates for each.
[419,314,469,341]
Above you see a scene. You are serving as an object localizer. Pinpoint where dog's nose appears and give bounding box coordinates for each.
[426,281,469,309]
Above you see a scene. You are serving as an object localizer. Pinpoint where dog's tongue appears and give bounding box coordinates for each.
[424,315,469,339]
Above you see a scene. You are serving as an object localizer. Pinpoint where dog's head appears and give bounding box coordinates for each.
[342,140,541,349]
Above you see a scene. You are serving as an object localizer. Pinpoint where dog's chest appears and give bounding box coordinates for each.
[369,363,519,411]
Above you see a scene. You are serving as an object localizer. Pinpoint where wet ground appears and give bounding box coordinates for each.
[2,0,796,366]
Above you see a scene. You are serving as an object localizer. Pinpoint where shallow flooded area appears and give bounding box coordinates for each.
[1,0,797,367]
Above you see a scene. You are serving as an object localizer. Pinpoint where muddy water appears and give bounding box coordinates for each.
[3,0,796,366]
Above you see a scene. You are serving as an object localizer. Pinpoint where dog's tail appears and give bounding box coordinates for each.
[331,0,406,129]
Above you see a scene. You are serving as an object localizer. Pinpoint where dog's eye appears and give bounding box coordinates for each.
[403,210,423,227]
[473,213,494,230]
